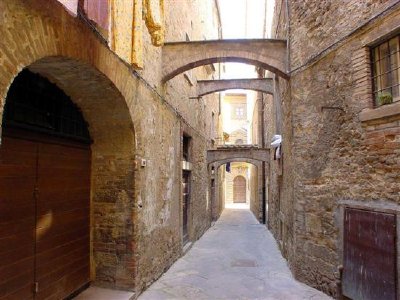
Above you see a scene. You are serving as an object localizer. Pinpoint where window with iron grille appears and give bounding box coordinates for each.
[371,35,400,106]
[4,69,91,143]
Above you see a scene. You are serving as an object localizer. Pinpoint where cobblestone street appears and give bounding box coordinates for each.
[139,206,331,300]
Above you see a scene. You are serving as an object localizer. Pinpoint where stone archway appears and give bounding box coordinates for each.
[197,78,274,97]
[210,158,264,222]
[0,56,137,293]
[162,39,288,82]
[0,0,138,291]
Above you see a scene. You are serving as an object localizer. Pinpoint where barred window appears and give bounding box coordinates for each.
[372,35,400,106]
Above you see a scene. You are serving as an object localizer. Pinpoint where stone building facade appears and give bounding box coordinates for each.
[269,0,400,297]
[0,0,222,298]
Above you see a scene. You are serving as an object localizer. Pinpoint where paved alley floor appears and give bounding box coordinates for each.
[139,206,332,300]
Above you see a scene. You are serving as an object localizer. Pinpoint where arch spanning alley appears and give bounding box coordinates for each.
[211,158,264,223]
[213,157,264,170]
[197,78,273,97]
[162,39,288,82]
[207,146,269,166]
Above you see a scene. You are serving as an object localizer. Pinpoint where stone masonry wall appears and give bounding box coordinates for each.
[271,0,400,297]
[0,0,221,297]
[288,0,399,70]
[135,0,221,293]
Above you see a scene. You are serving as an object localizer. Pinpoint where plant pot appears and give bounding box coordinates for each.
[377,92,393,106]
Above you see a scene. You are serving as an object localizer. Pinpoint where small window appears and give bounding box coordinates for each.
[232,104,246,119]
[182,135,191,162]
[371,35,400,106]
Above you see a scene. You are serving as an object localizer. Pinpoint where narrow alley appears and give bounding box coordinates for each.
[139,206,331,300]
[1,1,400,299]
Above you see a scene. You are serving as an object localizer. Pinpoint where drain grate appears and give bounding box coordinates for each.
[231,259,257,267]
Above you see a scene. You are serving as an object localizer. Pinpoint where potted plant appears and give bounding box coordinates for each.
[377,92,393,106]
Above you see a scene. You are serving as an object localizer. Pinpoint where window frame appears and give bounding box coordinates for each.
[371,34,400,107]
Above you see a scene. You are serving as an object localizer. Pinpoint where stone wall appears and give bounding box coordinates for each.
[136,0,221,293]
[249,163,260,220]
[270,0,400,297]
[288,0,399,70]
[0,0,221,297]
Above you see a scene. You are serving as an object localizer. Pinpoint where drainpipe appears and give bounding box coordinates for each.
[258,68,267,224]
[285,0,291,74]
[261,105,266,224]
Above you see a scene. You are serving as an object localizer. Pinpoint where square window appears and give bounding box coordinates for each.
[232,105,246,119]
[371,35,400,106]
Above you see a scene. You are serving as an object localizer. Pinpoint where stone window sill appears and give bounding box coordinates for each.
[359,101,400,122]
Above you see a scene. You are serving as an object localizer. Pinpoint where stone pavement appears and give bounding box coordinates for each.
[138,205,332,300]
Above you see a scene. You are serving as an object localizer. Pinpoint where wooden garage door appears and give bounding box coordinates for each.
[0,136,37,300]
[233,176,246,203]
[342,208,397,300]
[0,131,91,300]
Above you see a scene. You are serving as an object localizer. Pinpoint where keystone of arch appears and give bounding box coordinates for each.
[162,39,288,82]
[197,78,273,97]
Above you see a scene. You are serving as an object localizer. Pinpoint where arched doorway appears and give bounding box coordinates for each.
[0,69,91,299]
[233,175,246,203]
[0,55,136,293]
[0,1,137,292]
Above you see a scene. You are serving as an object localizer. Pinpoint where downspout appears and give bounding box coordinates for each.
[261,95,266,224]
[285,0,291,73]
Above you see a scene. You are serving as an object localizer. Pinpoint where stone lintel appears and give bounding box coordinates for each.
[207,146,270,165]
[197,78,273,97]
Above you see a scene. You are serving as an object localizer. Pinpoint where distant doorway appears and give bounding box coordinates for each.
[182,171,191,244]
[233,176,246,203]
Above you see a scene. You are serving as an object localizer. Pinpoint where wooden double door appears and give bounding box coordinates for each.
[0,130,91,299]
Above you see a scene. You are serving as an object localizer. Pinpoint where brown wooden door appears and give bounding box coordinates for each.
[343,208,397,300]
[0,130,91,300]
[233,176,246,203]
[0,136,37,300]
[35,140,91,299]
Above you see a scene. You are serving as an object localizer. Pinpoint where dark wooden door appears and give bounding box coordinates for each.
[0,130,91,300]
[35,140,91,299]
[182,171,190,244]
[0,136,37,300]
[233,176,246,203]
[343,208,397,300]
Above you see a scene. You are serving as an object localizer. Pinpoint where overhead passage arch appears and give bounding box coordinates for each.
[162,39,288,82]
[207,146,269,166]
[211,158,264,223]
[197,78,273,97]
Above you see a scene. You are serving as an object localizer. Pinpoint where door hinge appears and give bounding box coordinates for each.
[34,282,39,293]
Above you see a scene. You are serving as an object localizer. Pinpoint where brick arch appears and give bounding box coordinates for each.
[198,78,274,97]
[0,0,137,290]
[162,39,288,82]
[214,158,261,170]
[207,147,269,166]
